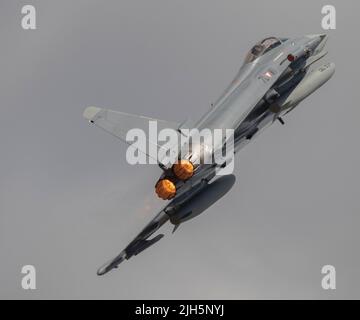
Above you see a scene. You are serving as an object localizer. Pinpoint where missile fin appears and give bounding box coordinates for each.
[172,224,180,234]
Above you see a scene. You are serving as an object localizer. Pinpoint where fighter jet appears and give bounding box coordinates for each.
[83,34,334,275]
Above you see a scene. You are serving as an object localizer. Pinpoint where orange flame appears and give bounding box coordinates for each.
[155,179,176,200]
[172,160,194,180]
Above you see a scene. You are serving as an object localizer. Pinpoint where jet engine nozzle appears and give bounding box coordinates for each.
[155,179,176,200]
[172,160,194,180]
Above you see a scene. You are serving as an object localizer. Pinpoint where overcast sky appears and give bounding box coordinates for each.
[0,0,359,299]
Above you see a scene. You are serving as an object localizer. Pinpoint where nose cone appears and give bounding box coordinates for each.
[306,34,328,54]
[306,33,327,39]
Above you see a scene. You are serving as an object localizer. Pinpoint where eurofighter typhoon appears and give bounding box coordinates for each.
[83,34,334,275]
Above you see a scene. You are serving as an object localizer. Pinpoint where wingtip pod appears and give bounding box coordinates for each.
[97,262,113,276]
[96,252,127,276]
[96,267,108,276]
[83,106,101,121]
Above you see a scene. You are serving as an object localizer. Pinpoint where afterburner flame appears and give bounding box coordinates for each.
[155,179,176,200]
[172,160,194,180]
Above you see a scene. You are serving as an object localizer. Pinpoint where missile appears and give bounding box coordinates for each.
[130,234,164,256]
[97,234,165,275]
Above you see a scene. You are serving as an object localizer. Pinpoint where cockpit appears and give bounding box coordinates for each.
[244,37,285,63]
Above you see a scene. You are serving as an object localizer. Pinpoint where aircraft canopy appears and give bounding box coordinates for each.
[244,37,283,63]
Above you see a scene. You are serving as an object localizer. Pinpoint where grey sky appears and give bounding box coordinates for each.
[0,0,359,299]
